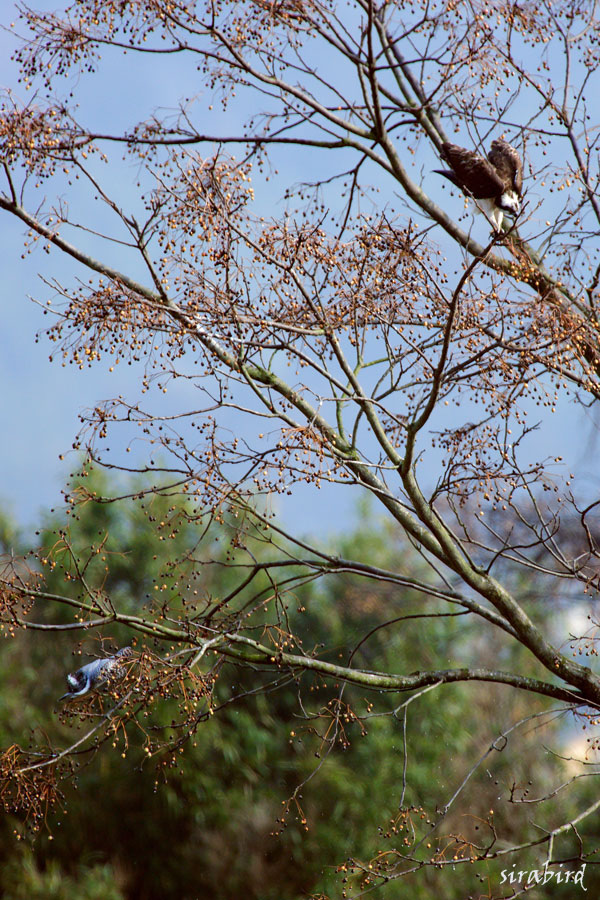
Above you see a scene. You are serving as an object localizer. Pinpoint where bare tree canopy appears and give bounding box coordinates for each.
[2,0,600,895]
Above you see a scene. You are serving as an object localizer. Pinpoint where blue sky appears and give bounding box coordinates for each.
[0,8,363,537]
[1,3,598,540]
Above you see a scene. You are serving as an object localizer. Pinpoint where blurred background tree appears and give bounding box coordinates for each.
[0,471,597,899]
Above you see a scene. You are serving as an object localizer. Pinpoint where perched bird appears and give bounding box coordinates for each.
[59,647,133,702]
[434,138,523,231]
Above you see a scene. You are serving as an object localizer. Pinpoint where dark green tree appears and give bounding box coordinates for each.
[1,481,598,898]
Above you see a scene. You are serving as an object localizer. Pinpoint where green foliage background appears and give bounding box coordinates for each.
[0,472,597,899]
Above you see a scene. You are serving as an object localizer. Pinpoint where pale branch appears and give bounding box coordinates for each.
[379,20,449,149]
[72,130,350,150]
[402,239,496,472]
[509,771,600,805]
[206,502,522,638]
[217,632,588,705]
[5,583,188,641]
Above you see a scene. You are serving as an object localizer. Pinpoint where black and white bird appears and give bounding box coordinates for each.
[59,647,133,701]
[434,138,523,231]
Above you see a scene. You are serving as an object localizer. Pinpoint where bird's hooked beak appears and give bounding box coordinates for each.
[498,192,521,216]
